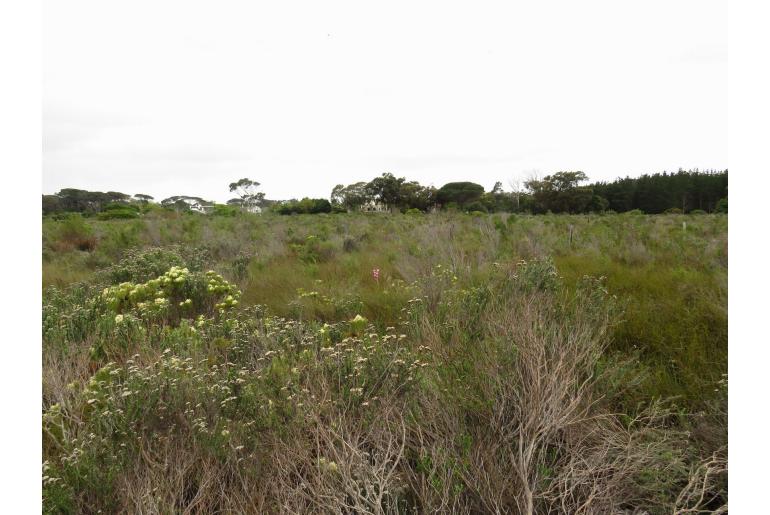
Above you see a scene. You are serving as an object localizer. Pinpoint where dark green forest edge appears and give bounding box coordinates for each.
[43,170,727,513]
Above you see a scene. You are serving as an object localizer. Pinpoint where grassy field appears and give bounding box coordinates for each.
[42,210,727,513]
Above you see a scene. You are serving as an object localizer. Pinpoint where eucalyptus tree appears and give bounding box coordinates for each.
[134,194,154,204]
[228,178,265,211]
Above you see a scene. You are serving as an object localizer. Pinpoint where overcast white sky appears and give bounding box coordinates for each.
[43,0,727,203]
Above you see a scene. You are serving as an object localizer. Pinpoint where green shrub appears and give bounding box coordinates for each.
[104,202,139,212]
[293,235,336,263]
[211,204,239,217]
[515,257,561,293]
[228,251,254,281]
[98,209,139,220]
[98,203,140,220]
[104,247,186,284]
[443,201,459,211]
[53,214,97,252]
[277,198,332,215]
[464,201,487,213]
[342,237,358,253]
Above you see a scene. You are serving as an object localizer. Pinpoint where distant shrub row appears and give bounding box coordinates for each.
[275,198,337,215]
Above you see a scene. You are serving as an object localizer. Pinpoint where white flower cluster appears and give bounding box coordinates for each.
[100,267,242,325]
[317,457,338,473]
[206,270,241,313]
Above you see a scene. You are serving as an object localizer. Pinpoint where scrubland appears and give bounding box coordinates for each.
[42,210,727,513]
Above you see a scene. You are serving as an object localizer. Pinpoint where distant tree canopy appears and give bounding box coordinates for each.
[134,194,154,203]
[42,189,133,215]
[525,171,594,214]
[330,174,436,212]
[591,169,728,213]
[480,181,516,212]
[276,198,332,215]
[42,169,728,218]
[435,182,485,208]
[331,182,369,211]
[326,170,727,215]
[228,178,265,211]
[364,173,406,211]
[42,195,61,215]
[399,181,436,211]
[518,169,727,214]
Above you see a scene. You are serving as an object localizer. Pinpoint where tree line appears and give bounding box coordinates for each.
[41,179,267,217]
[591,169,728,214]
[328,169,727,214]
[42,169,727,217]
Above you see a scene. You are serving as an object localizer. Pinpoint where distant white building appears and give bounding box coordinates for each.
[182,199,213,213]
[190,199,263,214]
[359,200,388,213]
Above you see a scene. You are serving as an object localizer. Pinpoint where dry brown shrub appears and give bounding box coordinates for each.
[268,403,409,514]
[117,440,269,514]
[672,451,728,514]
[405,279,711,514]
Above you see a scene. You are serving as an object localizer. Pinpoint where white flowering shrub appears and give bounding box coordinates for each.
[44,266,242,367]
[43,303,428,513]
[105,267,238,320]
[83,267,241,360]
